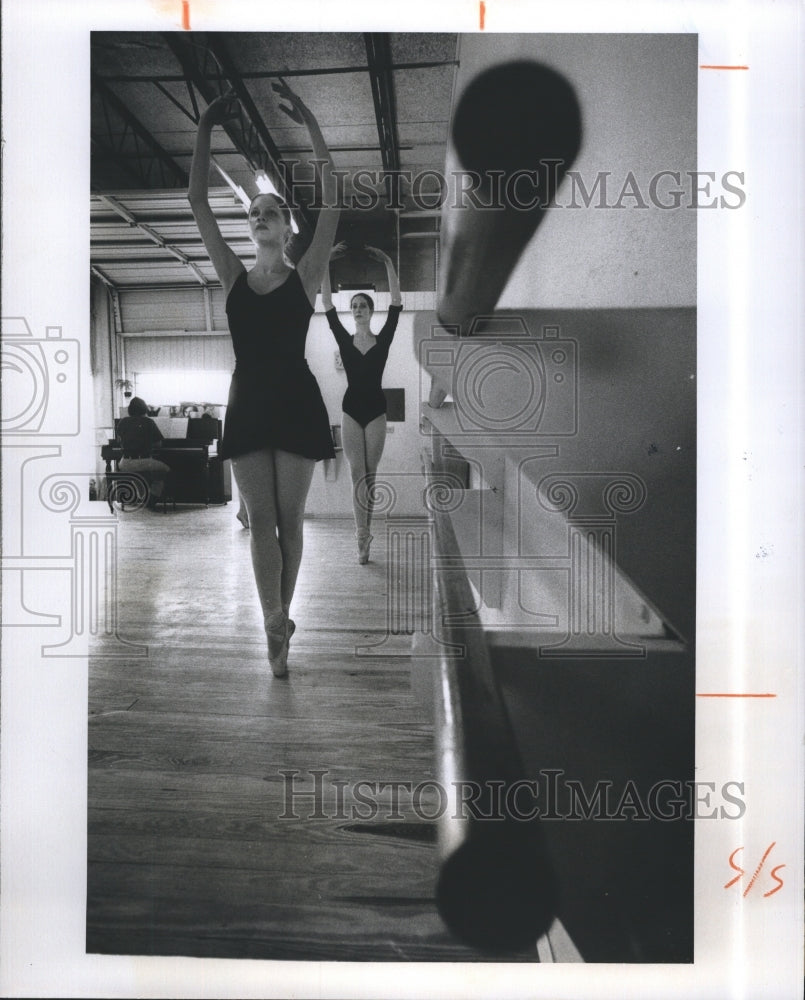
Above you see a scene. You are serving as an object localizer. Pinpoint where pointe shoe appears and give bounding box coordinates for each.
[266,616,290,677]
[357,532,373,565]
[236,509,250,529]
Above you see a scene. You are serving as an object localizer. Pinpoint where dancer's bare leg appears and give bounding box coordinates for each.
[342,412,386,561]
[232,448,314,674]
[341,412,369,538]
[231,448,282,626]
[362,414,387,536]
[273,448,316,615]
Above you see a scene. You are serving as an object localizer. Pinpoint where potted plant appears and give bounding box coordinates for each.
[114,378,133,398]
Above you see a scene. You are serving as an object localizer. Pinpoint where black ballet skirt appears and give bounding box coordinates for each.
[220,268,335,462]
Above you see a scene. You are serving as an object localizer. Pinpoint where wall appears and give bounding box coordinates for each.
[452,33,698,310]
[91,278,117,438]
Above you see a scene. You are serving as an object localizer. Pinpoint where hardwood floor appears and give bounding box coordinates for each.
[87,505,538,962]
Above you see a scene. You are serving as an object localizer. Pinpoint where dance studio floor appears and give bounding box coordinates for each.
[87,505,522,962]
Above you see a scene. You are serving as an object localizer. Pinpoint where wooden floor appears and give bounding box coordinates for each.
[87,504,539,962]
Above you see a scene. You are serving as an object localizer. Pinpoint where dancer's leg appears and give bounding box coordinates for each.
[341,413,369,536]
[361,414,387,534]
[231,449,282,627]
[273,449,316,615]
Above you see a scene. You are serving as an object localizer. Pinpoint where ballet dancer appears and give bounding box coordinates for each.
[321,244,402,563]
[189,80,339,676]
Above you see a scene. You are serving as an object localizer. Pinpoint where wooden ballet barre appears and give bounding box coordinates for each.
[437,61,582,333]
[423,450,558,953]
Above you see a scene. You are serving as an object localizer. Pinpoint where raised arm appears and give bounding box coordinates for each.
[365,246,402,307]
[322,241,348,311]
[321,265,334,312]
[272,79,340,306]
[188,93,244,297]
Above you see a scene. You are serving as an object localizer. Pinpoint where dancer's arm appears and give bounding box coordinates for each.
[321,242,347,312]
[365,247,403,347]
[188,92,244,296]
[321,266,334,311]
[365,246,402,307]
[273,78,340,306]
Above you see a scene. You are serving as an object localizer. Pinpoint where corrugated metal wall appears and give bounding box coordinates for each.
[123,334,234,373]
[119,286,234,372]
[119,287,228,333]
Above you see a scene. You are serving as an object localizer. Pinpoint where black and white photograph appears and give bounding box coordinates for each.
[1,3,802,999]
[85,29,699,963]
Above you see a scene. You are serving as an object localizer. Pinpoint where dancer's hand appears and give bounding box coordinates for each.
[272,77,311,125]
[330,241,348,260]
[364,245,392,263]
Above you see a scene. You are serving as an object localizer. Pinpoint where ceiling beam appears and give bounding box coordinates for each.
[96,59,460,84]
[364,33,401,176]
[91,74,189,189]
[99,195,209,285]
[162,33,313,238]
[91,238,250,250]
[90,264,118,289]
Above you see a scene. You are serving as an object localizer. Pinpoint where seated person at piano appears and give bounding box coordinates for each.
[116,396,171,509]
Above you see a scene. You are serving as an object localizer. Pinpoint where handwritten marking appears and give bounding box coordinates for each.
[724,843,785,898]
[700,65,749,70]
[479,1,486,30]
[723,846,745,889]
[182,0,190,30]
[696,693,776,698]
[764,865,786,898]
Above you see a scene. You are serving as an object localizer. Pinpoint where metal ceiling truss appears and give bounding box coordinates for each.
[99,195,209,286]
[162,33,314,237]
[364,33,401,176]
[91,74,188,189]
[97,58,460,84]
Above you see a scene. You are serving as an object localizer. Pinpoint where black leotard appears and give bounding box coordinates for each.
[325,305,402,428]
[220,268,335,461]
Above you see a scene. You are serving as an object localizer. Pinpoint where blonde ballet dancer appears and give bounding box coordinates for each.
[189,80,339,676]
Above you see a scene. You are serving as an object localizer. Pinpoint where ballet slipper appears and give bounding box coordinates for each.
[357,531,373,565]
[266,614,290,677]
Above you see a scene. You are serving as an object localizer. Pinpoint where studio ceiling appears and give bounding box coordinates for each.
[90,31,458,289]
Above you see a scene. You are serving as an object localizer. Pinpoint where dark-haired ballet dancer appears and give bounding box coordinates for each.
[189,81,339,676]
[322,244,402,563]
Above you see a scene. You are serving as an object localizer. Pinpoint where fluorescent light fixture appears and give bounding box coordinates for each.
[212,158,250,210]
[254,169,279,196]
